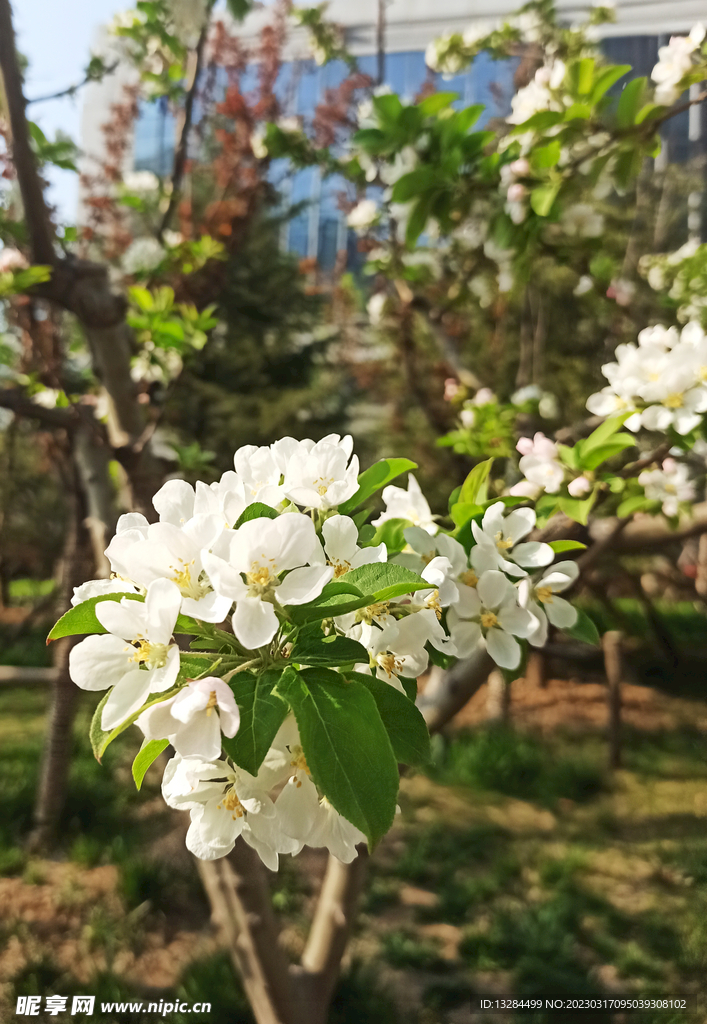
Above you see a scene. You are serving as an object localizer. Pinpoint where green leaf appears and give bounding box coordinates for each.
[557,444,579,469]
[510,111,563,134]
[279,667,399,846]
[571,57,595,97]
[368,518,410,555]
[391,167,439,203]
[129,286,154,311]
[530,182,560,217]
[590,64,631,104]
[290,633,369,667]
[344,562,429,602]
[48,592,144,642]
[290,580,374,624]
[90,683,182,763]
[563,102,592,120]
[580,413,635,455]
[459,459,493,506]
[405,195,433,247]
[579,437,635,470]
[418,91,458,115]
[548,540,587,553]
[132,738,169,790]
[565,609,601,646]
[223,670,288,775]
[234,502,279,527]
[617,76,647,128]
[347,672,430,767]
[372,92,404,126]
[531,140,561,170]
[339,458,417,515]
[558,488,598,526]
[617,494,655,517]
[450,502,483,528]
[455,104,485,133]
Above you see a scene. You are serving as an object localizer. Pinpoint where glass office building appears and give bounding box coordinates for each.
[131,34,698,270]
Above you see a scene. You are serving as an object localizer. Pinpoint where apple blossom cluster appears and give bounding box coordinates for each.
[651,24,706,107]
[56,435,583,869]
[638,458,695,518]
[639,240,707,327]
[509,433,592,502]
[586,322,707,435]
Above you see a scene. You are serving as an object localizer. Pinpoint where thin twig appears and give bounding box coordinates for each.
[158,12,212,239]
[27,61,119,105]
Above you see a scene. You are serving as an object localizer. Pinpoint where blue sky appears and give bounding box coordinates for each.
[14,0,125,221]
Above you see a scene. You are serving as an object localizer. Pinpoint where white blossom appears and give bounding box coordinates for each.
[203,514,333,649]
[69,579,182,731]
[138,676,240,760]
[447,570,535,669]
[638,457,695,516]
[519,561,579,647]
[372,475,438,535]
[347,198,379,232]
[471,502,554,577]
[122,237,166,275]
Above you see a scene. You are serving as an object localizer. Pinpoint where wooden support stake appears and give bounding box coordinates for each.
[603,631,623,770]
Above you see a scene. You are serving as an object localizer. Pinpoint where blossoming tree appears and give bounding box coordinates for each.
[4,0,707,1022]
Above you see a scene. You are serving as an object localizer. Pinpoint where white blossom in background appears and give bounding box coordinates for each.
[510,432,565,498]
[122,237,166,275]
[560,203,604,239]
[372,474,439,534]
[250,126,269,160]
[138,676,240,760]
[168,0,208,45]
[0,248,29,273]
[651,24,705,106]
[519,561,579,647]
[587,321,707,434]
[69,579,181,731]
[447,569,535,668]
[638,458,695,516]
[122,170,159,195]
[347,198,379,232]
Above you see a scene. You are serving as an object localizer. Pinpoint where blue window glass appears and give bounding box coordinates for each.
[133,97,175,176]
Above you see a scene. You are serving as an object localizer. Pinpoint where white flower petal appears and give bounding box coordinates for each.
[101,669,153,731]
[232,597,279,649]
[277,565,334,605]
[486,628,521,669]
[69,634,133,691]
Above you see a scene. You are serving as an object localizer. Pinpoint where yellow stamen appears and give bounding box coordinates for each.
[536,586,553,605]
[218,788,245,820]
[205,690,218,716]
[494,531,513,551]
[328,559,352,578]
[480,611,498,629]
[459,569,478,588]
[664,393,684,409]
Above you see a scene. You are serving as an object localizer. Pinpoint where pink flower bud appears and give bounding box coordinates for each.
[568,475,591,497]
[507,183,527,203]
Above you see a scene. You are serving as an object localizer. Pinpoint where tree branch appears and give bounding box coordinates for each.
[158,14,211,239]
[0,0,56,263]
[196,842,299,1024]
[0,387,73,428]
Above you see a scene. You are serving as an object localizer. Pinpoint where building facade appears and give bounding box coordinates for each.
[84,1,707,266]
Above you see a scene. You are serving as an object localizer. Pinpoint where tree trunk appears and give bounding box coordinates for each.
[27,489,91,851]
[485,669,510,723]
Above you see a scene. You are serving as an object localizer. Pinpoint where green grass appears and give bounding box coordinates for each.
[427,725,606,806]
